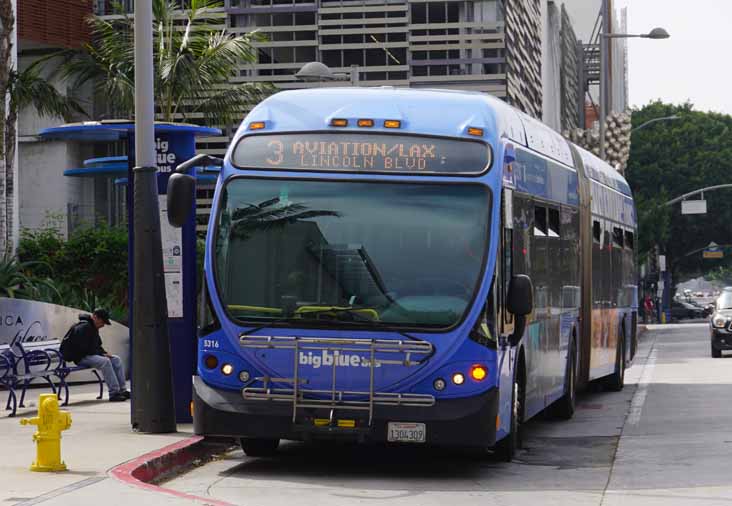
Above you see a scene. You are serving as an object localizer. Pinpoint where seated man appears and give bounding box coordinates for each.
[60,308,129,402]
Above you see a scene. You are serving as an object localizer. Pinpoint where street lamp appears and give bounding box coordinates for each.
[295,62,359,85]
[631,114,680,134]
[599,0,669,160]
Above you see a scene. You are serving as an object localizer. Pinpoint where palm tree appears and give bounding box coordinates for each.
[0,65,87,256]
[50,0,270,126]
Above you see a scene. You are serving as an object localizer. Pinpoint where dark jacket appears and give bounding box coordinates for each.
[60,315,108,364]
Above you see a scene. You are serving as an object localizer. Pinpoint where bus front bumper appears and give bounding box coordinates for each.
[192,376,498,448]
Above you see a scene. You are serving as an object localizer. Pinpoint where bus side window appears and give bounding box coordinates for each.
[625,231,635,250]
[534,206,547,236]
[503,228,514,329]
[500,190,515,334]
[613,227,624,248]
[199,274,221,335]
[548,208,560,238]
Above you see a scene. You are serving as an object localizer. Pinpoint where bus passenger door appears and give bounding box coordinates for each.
[509,194,542,417]
[497,188,516,435]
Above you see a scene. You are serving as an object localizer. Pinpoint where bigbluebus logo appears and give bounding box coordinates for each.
[299,350,381,369]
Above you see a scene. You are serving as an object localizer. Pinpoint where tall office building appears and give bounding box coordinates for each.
[97,0,545,121]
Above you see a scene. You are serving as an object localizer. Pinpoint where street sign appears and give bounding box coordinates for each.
[682,199,707,214]
[703,242,724,259]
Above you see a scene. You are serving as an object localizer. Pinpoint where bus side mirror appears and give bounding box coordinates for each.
[167,173,196,228]
[507,275,533,347]
[507,274,533,316]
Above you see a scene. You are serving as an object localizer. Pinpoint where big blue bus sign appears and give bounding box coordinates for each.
[167,89,638,459]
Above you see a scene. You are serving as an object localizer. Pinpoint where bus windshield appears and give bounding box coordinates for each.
[214,178,490,330]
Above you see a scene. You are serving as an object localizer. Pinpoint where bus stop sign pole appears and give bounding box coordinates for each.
[130,0,176,433]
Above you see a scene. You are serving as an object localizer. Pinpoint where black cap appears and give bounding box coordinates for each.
[93,308,112,325]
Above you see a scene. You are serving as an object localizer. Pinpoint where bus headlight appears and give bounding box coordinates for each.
[221,363,234,376]
[433,378,446,391]
[452,372,465,385]
[239,370,251,382]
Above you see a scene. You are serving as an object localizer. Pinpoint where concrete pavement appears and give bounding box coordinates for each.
[0,384,221,505]
[604,323,732,505]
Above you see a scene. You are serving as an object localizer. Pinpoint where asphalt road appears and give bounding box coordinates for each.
[167,323,732,506]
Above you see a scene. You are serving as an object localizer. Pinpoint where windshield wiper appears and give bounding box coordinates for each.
[297,306,382,322]
[240,318,293,336]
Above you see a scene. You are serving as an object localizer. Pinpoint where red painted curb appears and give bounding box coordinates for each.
[109,435,234,506]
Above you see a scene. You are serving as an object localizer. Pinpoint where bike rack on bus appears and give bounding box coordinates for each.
[239,335,435,426]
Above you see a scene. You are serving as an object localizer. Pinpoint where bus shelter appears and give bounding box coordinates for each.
[39,121,221,423]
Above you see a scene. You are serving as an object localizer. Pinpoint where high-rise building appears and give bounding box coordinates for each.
[97,0,546,122]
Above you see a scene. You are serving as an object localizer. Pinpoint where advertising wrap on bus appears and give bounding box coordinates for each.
[232,133,492,174]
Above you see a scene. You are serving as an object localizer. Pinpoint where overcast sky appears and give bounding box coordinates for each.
[615,0,732,115]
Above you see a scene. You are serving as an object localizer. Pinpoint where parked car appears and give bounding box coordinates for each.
[670,300,706,321]
[688,299,713,317]
[710,290,732,357]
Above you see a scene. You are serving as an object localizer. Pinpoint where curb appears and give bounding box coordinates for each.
[109,435,235,506]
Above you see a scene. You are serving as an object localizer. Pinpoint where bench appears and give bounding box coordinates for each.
[0,340,103,416]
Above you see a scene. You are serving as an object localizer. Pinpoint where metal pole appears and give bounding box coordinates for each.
[599,0,609,160]
[131,0,176,433]
[576,41,586,129]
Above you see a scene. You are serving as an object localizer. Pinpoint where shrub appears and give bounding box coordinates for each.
[18,224,129,311]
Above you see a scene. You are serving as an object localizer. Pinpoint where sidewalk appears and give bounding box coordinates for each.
[0,384,225,506]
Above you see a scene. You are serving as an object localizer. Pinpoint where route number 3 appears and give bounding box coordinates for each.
[266,140,284,165]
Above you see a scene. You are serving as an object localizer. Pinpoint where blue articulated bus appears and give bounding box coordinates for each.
[167,87,638,460]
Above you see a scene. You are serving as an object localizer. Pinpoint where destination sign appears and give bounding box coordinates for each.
[232,133,491,174]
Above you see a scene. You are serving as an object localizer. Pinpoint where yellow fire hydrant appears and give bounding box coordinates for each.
[19,393,72,472]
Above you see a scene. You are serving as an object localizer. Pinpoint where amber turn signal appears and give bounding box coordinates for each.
[357,119,374,127]
[467,127,484,137]
[330,118,349,127]
[384,120,401,128]
[470,364,487,381]
[248,121,266,130]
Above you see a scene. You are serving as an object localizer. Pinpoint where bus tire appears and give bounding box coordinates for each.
[552,340,577,420]
[494,360,524,462]
[605,335,625,392]
[240,438,280,457]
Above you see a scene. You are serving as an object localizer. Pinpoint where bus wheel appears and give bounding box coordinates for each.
[552,342,576,419]
[712,344,722,358]
[240,438,280,457]
[494,367,524,462]
[605,337,625,392]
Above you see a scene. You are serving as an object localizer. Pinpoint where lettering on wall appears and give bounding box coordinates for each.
[1,313,48,346]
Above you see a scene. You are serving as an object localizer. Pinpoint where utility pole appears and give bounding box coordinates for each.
[599,0,610,160]
[131,0,176,433]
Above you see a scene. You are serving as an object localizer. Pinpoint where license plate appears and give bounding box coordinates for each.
[387,422,426,443]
